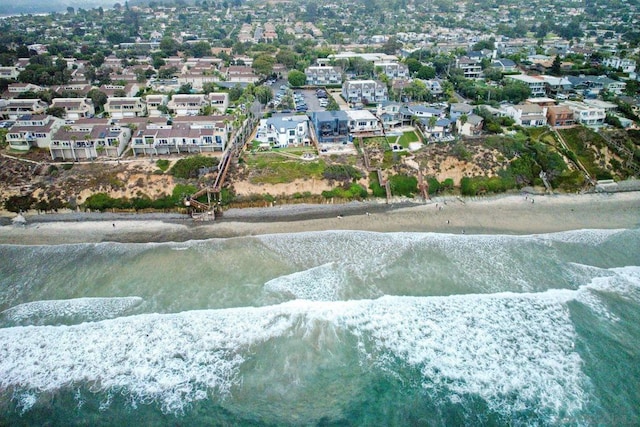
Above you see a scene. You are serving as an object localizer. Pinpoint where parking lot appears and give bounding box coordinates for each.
[268,82,329,114]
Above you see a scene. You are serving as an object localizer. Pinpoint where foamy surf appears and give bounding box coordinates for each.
[1,296,144,326]
[3,267,637,422]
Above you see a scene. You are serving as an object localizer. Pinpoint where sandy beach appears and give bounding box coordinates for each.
[0,192,639,245]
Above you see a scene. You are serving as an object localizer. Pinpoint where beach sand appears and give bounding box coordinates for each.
[1,192,639,245]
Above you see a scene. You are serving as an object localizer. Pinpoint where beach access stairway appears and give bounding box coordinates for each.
[553,130,597,187]
[360,138,391,203]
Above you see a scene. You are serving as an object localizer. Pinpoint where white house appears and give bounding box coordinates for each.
[373,61,409,79]
[145,94,169,117]
[503,104,548,127]
[7,83,44,96]
[561,100,606,127]
[104,97,147,119]
[305,66,342,86]
[167,94,208,116]
[5,114,65,151]
[3,99,48,119]
[130,120,227,155]
[406,104,445,119]
[342,80,388,104]
[208,92,229,113]
[50,98,95,120]
[456,57,483,79]
[256,116,310,148]
[602,57,636,73]
[506,74,546,97]
[346,109,381,135]
[49,119,131,160]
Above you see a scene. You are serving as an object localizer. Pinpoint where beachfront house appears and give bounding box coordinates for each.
[376,101,408,129]
[130,116,229,156]
[5,114,65,151]
[50,119,131,160]
[346,110,381,136]
[457,114,484,136]
[256,115,310,148]
[311,110,350,144]
[561,100,606,127]
[546,105,575,127]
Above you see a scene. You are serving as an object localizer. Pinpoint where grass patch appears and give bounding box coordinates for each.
[397,131,419,148]
[245,152,326,184]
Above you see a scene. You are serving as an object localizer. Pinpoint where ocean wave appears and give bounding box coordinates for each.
[1,297,144,326]
[263,262,350,301]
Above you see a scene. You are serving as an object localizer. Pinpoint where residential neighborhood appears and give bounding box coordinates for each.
[0,0,639,214]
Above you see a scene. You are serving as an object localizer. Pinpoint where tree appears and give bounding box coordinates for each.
[551,55,562,76]
[190,41,211,58]
[275,49,298,70]
[178,83,192,94]
[90,52,105,68]
[88,89,108,113]
[381,36,402,55]
[160,37,180,56]
[406,79,430,102]
[502,80,531,103]
[229,84,244,102]
[254,86,273,104]
[252,54,276,76]
[405,58,422,75]
[158,66,178,79]
[288,70,306,87]
[416,65,436,80]
[46,106,66,118]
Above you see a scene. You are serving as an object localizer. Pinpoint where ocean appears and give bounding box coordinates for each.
[0,228,639,426]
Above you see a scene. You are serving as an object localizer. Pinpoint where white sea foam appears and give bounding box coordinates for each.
[1,267,638,420]
[259,231,427,280]
[263,263,347,301]
[534,228,629,245]
[1,297,144,326]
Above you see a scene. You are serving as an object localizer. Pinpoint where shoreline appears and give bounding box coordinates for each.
[0,192,639,245]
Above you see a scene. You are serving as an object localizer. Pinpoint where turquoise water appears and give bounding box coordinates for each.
[0,229,639,425]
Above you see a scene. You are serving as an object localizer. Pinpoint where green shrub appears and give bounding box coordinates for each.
[460,175,516,196]
[83,193,116,211]
[441,178,455,191]
[322,183,368,200]
[169,155,219,179]
[4,194,35,213]
[389,174,418,197]
[427,177,440,195]
[156,159,170,171]
[368,172,386,198]
[322,164,363,181]
[61,163,73,170]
